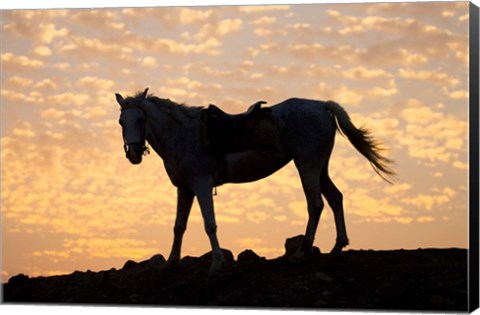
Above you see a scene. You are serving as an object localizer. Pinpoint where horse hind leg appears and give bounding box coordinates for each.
[293,159,325,258]
[321,166,349,253]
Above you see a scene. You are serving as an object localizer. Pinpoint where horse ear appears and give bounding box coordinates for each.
[141,88,149,100]
[115,93,125,107]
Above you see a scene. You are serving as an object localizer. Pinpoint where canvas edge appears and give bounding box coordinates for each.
[469,1,480,313]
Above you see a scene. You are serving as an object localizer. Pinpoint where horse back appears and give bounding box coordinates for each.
[270,98,337,155]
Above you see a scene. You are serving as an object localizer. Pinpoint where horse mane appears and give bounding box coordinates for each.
[142,92,204,126]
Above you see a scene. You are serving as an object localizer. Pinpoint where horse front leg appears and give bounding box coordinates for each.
[165,187,195,267]
[194,182,226,276]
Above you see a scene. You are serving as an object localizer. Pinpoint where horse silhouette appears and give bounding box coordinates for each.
[115,88,395,275]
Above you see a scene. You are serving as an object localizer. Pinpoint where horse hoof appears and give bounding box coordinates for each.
[330,247,342,254]
[330,239,349,254]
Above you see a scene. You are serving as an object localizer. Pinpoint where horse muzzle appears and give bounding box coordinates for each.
[124,143,144,165]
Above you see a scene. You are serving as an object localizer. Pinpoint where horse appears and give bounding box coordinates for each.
[115,88,395,275]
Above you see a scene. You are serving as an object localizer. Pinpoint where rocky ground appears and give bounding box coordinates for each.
[3,236,469,312]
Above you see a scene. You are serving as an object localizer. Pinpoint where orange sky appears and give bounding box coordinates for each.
[1,1,471,283]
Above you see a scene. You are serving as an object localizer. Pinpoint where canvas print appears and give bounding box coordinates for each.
[1,0,478,312]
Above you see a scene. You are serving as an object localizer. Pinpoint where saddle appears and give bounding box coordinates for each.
[201,100,277,154]
[207,101,266,120]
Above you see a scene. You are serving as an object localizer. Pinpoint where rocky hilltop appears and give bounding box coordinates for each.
[3,236,468,311]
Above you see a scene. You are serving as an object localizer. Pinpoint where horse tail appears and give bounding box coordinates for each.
[325,100,396,184]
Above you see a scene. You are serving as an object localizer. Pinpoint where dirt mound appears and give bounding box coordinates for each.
[3,239,468,311]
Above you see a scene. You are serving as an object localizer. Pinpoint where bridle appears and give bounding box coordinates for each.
[123,137,150,157]
[121,105,150,157]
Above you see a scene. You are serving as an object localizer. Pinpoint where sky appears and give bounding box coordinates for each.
[0,0,472,283]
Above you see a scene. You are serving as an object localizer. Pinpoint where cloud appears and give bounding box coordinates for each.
[12,122,36,138]
[158,77,203,99]
[327,11,420,36]
[216,214,241,224]
[32,250,70,263]
[47,92,90,107]
[1,52,44,70]
[2,130,178,246]
[194,18,243,41]
[1,89,40,103]
[383,183,412,195]
[57,35,136,63]
[287,42,428,67]
[305,65,400,100]
[363,1,468,19]
[122,31,222,56]
[76,76,116,90]
[34,45,52,56]
[253,28,274,37]
[458,14,468,22]
[178,8,215,24]
[258,42,280,55]
[52,62,71,70]
[71,9,125,32]
[3,11,68,46]
[38,23,68,44]
[5,76,33,88]
[235,237,265,248]
[394,217,414,224]
[402,187,456,211]
[321,7,468,67]
[398,68,460,87]
[249,73,263,80]
[250,16,284,37]
[417,216,435,223]
[4,9,68,21]
[251,16,277,26]
[70,106,109,119]
[326,7,465,48]
[368,86,398,97]
[33,79,57,90]
[64,238,157,260]
[41,108,66,119]
[246,210,270,224]
[140,56,158,67]
[238,5,290,13]
[289,201,307,219]
[288,22,311,31]
[446,89,468,99]
[344,112,403,145]
[452,161,467,170]
[398,100,467,164]
[315,83,364,106]
[342,66,393,80]
[346,188,405,218]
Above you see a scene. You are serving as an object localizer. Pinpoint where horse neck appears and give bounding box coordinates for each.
[143,100,195,159]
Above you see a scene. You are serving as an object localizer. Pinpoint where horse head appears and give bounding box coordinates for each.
[115,88,150,165]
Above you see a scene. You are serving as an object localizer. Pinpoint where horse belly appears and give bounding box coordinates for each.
[223,149,291,183]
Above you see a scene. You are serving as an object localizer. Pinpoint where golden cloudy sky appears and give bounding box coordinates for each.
[1,0,471,282]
